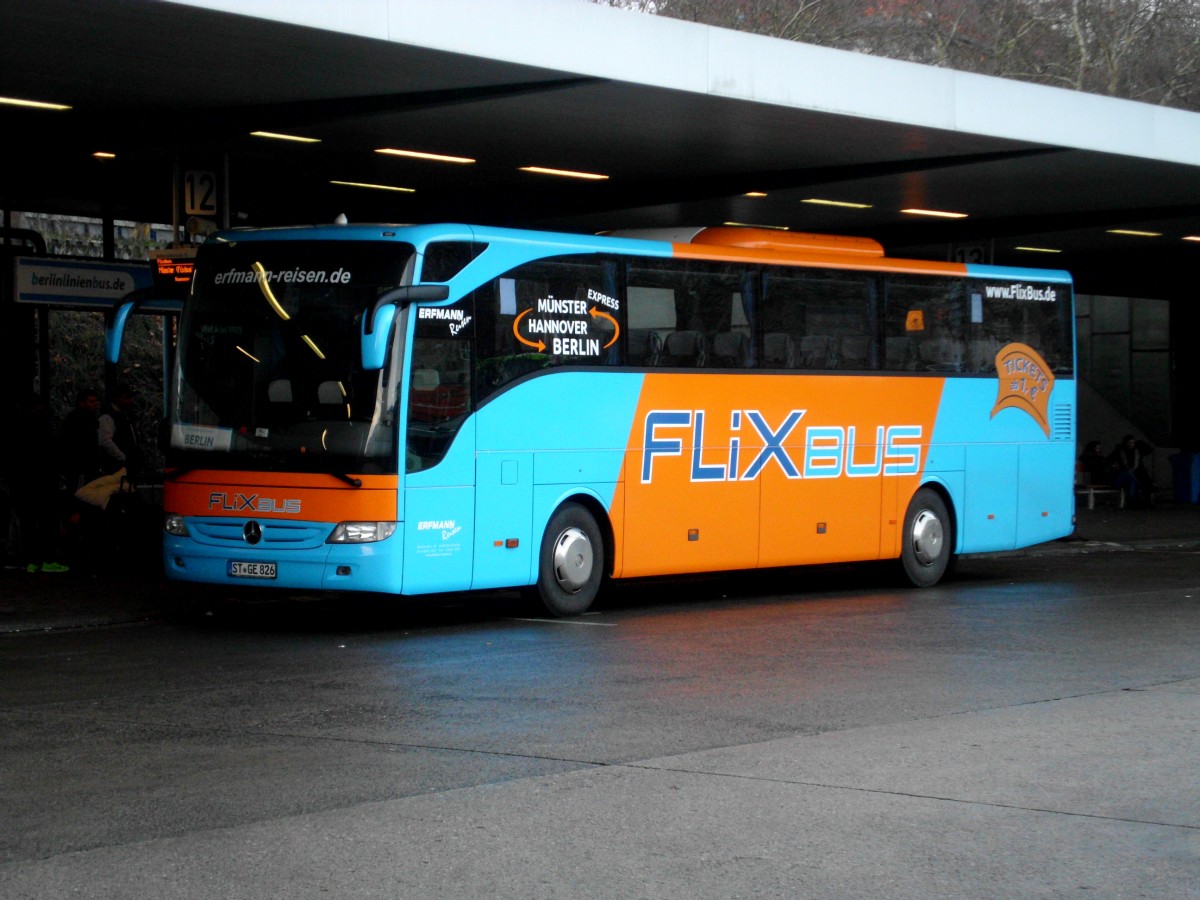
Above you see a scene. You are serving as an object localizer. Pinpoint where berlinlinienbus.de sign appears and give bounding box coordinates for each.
[14,256,152,307]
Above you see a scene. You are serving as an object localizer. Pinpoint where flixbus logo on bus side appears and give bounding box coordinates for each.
[641,409,922,483]
[208,492,302,514]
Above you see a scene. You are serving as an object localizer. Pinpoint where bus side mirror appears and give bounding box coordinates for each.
[105,299,139,364]
[362,304,396,371]
[361,285,451,371]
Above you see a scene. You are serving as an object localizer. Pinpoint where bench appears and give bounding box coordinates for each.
[1075,469,1125,509]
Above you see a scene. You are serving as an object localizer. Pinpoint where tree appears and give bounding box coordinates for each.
[591,0,1200,112]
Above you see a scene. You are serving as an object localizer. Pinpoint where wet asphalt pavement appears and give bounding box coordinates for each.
[1,502,1199,898]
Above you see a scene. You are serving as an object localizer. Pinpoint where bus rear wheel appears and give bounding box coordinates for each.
[900,487,953,587]
[534,502,604,617]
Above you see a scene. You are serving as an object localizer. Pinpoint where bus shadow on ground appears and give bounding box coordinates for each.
[164,557,999,635]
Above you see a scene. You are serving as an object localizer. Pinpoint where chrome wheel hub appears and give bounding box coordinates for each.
[552,527,593,593]
[910,509,944,566]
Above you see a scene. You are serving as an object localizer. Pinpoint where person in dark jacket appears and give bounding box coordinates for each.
[98,384,144,482]
[59,387,102,493]
[1108,434,1155,507]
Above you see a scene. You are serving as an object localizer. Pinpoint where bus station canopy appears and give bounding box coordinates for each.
[3,0,1200,295]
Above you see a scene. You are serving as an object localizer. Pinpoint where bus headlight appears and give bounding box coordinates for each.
[164,513,189,536]
[327,521,398,544]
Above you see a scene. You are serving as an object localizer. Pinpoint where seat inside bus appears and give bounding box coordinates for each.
[658,330,707,366]
[709,331,749,368]
[763,332,797,368]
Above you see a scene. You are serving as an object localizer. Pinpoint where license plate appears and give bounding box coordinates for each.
[228,561,277,579]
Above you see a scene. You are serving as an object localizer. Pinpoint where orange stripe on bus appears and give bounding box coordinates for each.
[165,470,398,489]
[165,470,398,522]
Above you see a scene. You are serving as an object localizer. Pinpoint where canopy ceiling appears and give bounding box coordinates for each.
[4,0,1200,295]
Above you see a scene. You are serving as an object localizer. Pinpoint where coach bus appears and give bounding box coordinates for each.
[152,222,1075,615]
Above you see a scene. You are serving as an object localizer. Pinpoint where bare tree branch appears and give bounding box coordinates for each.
[591,0,1200,112]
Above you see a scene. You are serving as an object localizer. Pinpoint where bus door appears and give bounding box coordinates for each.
[401,302,478,594]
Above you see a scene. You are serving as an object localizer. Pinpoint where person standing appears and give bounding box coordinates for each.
[98,384,143,482]
[1108,434,1155,507]
[60,387,102,493]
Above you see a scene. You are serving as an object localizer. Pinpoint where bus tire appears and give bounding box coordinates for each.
[534,502,604,617]
[900,487,953,587]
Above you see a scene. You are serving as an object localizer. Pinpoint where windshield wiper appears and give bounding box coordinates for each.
[331,472,363,488]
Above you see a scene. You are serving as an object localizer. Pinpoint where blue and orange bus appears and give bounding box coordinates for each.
[155,223,1075,615]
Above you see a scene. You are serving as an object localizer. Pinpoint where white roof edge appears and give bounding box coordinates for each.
[605,227,707,243]
[170,0,1200,167]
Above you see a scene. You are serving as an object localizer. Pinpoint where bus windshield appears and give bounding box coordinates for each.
[168,239,414,475]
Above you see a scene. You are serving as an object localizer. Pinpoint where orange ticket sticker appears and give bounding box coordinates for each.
[991,342,1055,435]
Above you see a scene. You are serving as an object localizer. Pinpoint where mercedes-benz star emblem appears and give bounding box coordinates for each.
[243,521,262,545]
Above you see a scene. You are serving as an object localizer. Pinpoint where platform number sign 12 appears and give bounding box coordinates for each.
[184,170,218,217]
[951,243,991,265]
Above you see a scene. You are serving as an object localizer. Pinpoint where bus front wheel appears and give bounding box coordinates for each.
[900,487,953,587]
[534,502,604,617]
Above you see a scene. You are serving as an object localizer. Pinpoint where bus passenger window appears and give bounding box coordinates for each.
[709,331,749,367]
[839,335,872,369]
[625,327,665,365]
[627,259,752,368]
[627,282,675,367]
[474,256,618,402]
[763,269,873,370]
[763,332,797,368]
[409,297,474,472]
[658,330,707,366]
[421,241,486,282]
[968,279,1074,375]
[884,275,967,372]
[799,335,832,368]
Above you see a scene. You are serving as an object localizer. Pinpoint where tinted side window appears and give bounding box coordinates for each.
[967,279,1074,375]
[626,259,754,368]
[474,255,618,401]
[762,269,875,370]
[422,241,486,282]
[884,275,967,372]
[408,297,474,472]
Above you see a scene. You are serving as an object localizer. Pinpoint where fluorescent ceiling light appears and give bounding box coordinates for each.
[0,96,71,110]
[803,198,872,209]
[1015,246,1061,253]
[251,131,320,143]
[743,192,768,198]
[92,151,116,160]
[722,221,789,231]
[330,180,415,193]
[901,208,968,218]
[377,148,475,164]
[519,166,608,180]
[1183,236,1200,242]
[1107,228,1161,237]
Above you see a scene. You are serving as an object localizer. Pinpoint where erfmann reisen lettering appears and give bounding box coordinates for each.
[641,409,923,483]
[214,268,350,286]
[419,307,467,320]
